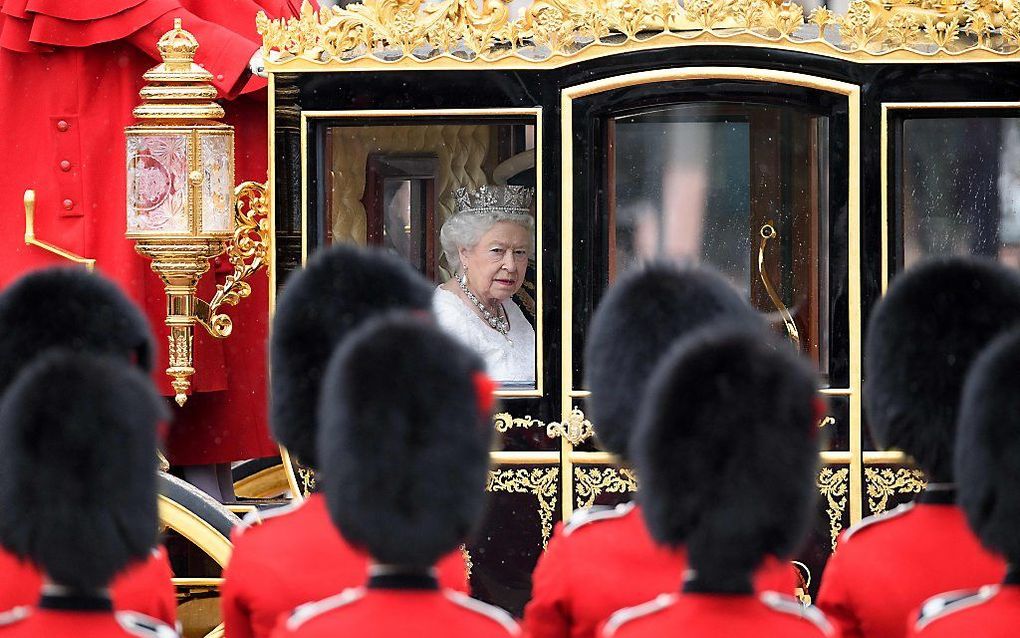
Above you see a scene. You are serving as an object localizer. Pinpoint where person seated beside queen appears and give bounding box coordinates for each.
[435,184,536,387]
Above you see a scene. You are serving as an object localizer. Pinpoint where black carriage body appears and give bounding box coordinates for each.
[269,35,1020,611]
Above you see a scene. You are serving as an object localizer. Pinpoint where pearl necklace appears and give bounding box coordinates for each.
[459,275,511,339]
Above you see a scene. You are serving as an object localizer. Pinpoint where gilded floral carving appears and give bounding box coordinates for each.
[258,0,1020,67]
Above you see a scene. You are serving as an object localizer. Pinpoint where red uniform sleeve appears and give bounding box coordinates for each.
[523,524,572,638]
[221,533,257,638]
[126,8,258,99]
[815,546,863,638]
[111,546,178,626]
[436,548,470,594]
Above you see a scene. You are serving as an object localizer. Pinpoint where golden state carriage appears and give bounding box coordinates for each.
[19,0,1020,633]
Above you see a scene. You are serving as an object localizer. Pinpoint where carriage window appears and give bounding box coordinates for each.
[609,103,830,373]
[899,117,1020,269]
[320,117,540,391]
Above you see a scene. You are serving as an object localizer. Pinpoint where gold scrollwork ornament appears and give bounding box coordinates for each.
[817,467,849,550]
[574,467,638,509]
[865,467,926,515]
[195,181,272,338]
[486,467,559,546]
[547,407,595,446]
[492,412,544,433]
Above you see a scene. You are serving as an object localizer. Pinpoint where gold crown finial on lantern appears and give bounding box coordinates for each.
[156,18,200,67]
[134,19,224,122]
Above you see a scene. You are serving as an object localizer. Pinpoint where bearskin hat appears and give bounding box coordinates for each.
[585,262,761,461]
[956,328,1020,563]
[317,315,492,568]
[270,245,434,469]
[865,257,1020,481]
[633,326,819,592]
[0,268,153,395]
[0,352,166,590]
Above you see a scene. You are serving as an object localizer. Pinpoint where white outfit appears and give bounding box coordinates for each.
[433,287,536,386]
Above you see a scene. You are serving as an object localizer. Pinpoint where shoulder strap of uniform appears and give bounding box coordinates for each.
[759,592,835,636]
[601,593,677,637]
[443,591,520,635]
[0,606,29,627]
[841,502,915,543]
[563,502,635,536]
[115,611,179,638]
[914,586,998,632]
[286,587,366,632]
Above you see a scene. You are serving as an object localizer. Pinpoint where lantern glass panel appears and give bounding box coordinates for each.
[201,134,233,233]
[127,134,190,233]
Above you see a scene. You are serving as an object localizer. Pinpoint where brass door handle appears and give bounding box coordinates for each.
[757,221,800,349]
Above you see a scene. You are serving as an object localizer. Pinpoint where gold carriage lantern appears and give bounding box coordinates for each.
[126,19,269,406]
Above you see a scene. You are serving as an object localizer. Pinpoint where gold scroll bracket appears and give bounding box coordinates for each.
[193,181,271,339]
[547,407,595,446]
[758,221,800,349]
[23,190,96,271]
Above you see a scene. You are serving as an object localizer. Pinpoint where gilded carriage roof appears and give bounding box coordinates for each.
[258,0,1020,69]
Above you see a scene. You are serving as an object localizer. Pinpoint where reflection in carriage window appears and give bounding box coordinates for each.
[322,120,538,389]
[900,118,1020,269]
[609,103,830,374]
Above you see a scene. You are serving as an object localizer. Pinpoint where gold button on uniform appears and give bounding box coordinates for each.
[62,199,74,210]
[59,160,71,171]
[56,120,69,132]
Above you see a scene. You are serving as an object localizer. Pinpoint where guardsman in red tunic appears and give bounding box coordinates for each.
[908,327,1020,637]
[524,263,798,638]
[600,327,835,638]
[0,353,178,637]
[816,257,1019,638]
[221,246,468,638]
[0,269,176,624]
[270,316,518,637]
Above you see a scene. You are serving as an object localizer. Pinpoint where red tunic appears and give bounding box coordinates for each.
[597,591,836,638]
[268,580,519,638]
[0,0,297,464]
[816,498,1005,638]
[0,594,177,638]
[909,584,1020,637]
[523,502,799,638]
[0,547,177,625]
[221,493,471,638]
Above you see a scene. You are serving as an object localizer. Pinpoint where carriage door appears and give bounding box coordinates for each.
[872,104,1020,526]
[561,70,860,595]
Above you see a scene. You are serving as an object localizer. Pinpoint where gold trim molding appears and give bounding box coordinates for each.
[259,0,1020,70]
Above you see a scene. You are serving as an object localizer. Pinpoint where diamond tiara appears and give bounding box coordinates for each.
[453,185,534,217]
